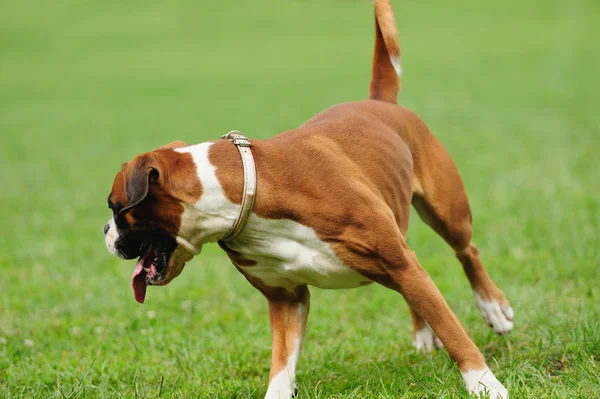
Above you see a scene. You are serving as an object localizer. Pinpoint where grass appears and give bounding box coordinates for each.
[1,0,599,397]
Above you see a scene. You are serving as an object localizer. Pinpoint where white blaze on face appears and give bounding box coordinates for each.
[104,218,125,259]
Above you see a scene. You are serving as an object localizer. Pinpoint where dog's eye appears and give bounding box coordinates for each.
[108,205,118,218]
[108,199,122,213]
[114,212,130,229]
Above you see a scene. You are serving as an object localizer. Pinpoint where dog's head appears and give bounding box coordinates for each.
[104,141,203,303]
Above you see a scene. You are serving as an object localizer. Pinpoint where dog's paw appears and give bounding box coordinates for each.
[412,323,444,353]
[265,387,296,399]
[474,293,514,335]
[265,379,297,399]
[462,367,509,399]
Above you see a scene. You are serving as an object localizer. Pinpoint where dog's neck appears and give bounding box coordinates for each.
[179,202,236,246]
[175,142,245,248]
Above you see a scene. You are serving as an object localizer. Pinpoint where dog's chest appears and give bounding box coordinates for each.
[227,216,371,291]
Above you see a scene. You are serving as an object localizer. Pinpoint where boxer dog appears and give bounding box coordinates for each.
[104,1,512,397]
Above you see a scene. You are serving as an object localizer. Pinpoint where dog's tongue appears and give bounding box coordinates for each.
[131,258,149,304]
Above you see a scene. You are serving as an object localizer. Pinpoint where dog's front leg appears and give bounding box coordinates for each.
[265,286,310,399]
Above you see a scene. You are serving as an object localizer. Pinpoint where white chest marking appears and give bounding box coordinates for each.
[175,142,370,291]
[175,143,239,244]
[228,216,371,291]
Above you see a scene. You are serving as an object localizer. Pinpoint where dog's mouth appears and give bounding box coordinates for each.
[131,241,174,304]
[130,235,198,303]
[131,232,200,303]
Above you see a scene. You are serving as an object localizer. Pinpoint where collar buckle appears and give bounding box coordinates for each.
[221,131,251,146]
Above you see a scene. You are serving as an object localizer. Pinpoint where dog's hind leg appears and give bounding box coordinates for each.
[331,223,508,398]
[396,213,444,352]
[411,154,513,335]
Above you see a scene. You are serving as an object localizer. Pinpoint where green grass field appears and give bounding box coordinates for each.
[1,0,599,397]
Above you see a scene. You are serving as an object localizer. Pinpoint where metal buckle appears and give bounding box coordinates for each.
[232,137,251,147]
[221,130,251,147]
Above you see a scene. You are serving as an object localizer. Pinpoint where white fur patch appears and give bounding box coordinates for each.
[104,218,125,259]
[176,143,239,244]
[474,292,514,334]
[462,367,509,399]
[265,338,301,399]
[390,55,402,76]
[227,215,369,291]
[412,323,443,352]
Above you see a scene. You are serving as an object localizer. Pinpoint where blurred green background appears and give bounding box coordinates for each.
[1,0,598,398]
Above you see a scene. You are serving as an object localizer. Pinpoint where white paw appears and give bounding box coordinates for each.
[474,293,514,335]
[264,387,296,399]
[462,367,509,399]
[412,323,444,352]
[265,368,296,399]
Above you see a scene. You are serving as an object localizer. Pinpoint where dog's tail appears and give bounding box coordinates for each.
[368,0,401,104]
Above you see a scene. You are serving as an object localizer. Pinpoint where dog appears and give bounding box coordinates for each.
[104,1,512,397]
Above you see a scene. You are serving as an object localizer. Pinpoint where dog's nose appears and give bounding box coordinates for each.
[104,223,110,235]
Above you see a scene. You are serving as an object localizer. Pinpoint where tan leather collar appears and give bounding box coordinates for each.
[219,130,257,242]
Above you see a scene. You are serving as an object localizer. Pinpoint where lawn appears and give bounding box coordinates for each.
[1,0,599,398]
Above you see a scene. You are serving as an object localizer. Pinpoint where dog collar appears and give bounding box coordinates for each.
[219,130,257,242]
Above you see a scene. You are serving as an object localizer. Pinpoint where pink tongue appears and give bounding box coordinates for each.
[131,259,148,304]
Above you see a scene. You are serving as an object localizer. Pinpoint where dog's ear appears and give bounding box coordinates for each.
[120,154,161,215]
[120,147,201,214]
